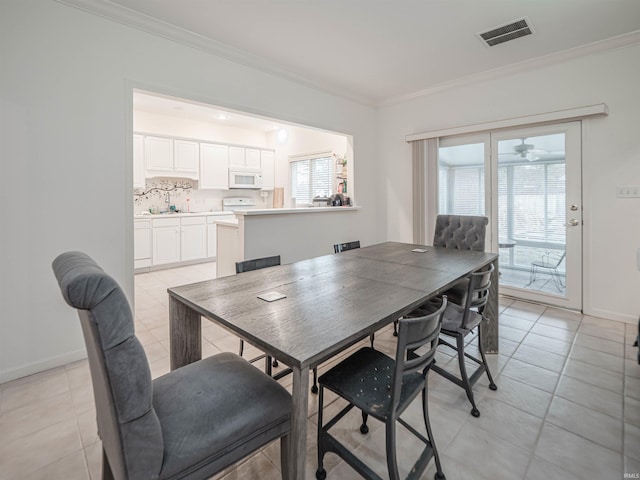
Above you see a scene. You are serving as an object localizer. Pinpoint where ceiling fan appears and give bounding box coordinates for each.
[511,138,546,161]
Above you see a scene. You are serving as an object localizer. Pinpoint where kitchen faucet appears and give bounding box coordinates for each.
[165,192,171,210]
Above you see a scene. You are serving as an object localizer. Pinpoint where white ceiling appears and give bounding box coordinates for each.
[68,0,640,105]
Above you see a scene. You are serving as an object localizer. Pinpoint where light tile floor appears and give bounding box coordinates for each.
[1,262,639,479]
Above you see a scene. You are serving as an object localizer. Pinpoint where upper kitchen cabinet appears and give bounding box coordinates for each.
[173,139,199,174]
[144,136,173,172]
[144,135,199,179]
[244,148,261,169]
[133,134,145,189]
[200,143,229,190]
[228,146,245,167]
[260,150,275,190]
[229,146,261,169]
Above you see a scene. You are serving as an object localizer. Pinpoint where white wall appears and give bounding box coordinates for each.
[0,0,380,382]
[378,44,640,322]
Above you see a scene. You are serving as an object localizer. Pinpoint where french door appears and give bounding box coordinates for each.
[437,122,582,310]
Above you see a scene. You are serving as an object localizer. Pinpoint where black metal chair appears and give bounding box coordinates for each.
[236,255,285,376]
[333,240,360,253]
[52,252,291,480]
[315,298,447,480]
[314,241,375,394]
[414,264,497,417]
[526,250,566,292]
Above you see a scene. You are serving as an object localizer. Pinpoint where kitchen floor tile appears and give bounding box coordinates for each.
[555,376,623,419]
[501,358,560,393]
[534,423,622,479]
[546,396,622,452]
[512,344,567,373]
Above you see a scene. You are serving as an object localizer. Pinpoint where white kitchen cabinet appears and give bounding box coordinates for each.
[244,148,261,168]
[152,217,181,265]
[228,146,245,167]
[174,140,199,174]
[180,216,207,261]
[200,143,229,190]
[260,150,275,190]
[134,219,151,268]
[144,136,173,172]
[133,134,146,189]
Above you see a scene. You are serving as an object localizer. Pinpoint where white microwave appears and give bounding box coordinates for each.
[229,169,263,189]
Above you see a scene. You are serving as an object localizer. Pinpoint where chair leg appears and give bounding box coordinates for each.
[385,419,400,480]
[369,332,375,348]
[266,355,273,376]
[456,334,480,417]
[393,319,398,337]
[422,386,445,480]
[316,386,327,480]
[360,411,369,434]
[280,433,291,480]
[311,367,318,394]
[239,339,244,357]
[272,358,279,367]
[102,448,114,480]
[478,324,497,391]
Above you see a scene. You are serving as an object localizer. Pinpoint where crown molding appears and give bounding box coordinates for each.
[381,29,640,107]
[55,0,378,106]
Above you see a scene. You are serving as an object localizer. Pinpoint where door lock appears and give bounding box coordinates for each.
[570,204,579,211]
[567,219,580,227]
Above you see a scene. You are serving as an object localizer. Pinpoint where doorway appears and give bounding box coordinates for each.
[436,122,582,310]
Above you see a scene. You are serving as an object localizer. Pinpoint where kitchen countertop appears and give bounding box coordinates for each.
[134,211,235,219]
[234,206,361,216]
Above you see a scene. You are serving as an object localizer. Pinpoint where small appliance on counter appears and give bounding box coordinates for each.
[328,193,345,206]
[312,196,330,207]
[223,197,258,211]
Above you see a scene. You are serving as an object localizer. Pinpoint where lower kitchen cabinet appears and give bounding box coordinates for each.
[152,217,181,265]
[145,214,223,268]
[181,216,207,261]
[134,219,151,268]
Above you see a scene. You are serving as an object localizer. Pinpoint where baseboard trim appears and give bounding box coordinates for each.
[0,349,87,384]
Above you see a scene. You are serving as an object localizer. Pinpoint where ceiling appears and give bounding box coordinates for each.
[67,0,640,105]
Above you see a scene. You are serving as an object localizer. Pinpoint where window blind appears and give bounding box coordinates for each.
[290,155,332,205]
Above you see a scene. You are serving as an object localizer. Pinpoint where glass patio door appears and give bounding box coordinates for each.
[491,122,581,309]
[437,122,582,310]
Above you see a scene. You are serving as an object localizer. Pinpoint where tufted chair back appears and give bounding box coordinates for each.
[52,252,164,479]
[433,215,488,252]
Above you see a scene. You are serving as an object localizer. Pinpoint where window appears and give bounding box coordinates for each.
[290,154,333,205]
[438,142,485,216]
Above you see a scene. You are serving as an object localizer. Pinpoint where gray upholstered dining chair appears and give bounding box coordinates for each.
[53,251,292,480]
[433,214,489,305]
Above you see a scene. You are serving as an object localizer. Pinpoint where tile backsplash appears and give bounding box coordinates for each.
[134,177,271,214]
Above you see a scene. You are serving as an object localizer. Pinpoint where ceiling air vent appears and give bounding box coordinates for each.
[478,17,533,47]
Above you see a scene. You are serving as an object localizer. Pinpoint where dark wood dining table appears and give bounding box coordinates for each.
[168,241,499,479]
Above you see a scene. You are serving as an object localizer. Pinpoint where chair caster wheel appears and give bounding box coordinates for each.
[393,331,398,337]
[360,424,369,434]
[272,359,279,367]
[434,472,446,480]
[471,408,480,418]
[489,384,497,391]
[311,385,318,394]
[316,468,327,479]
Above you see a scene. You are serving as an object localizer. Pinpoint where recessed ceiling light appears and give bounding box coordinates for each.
[215,113,228,120]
